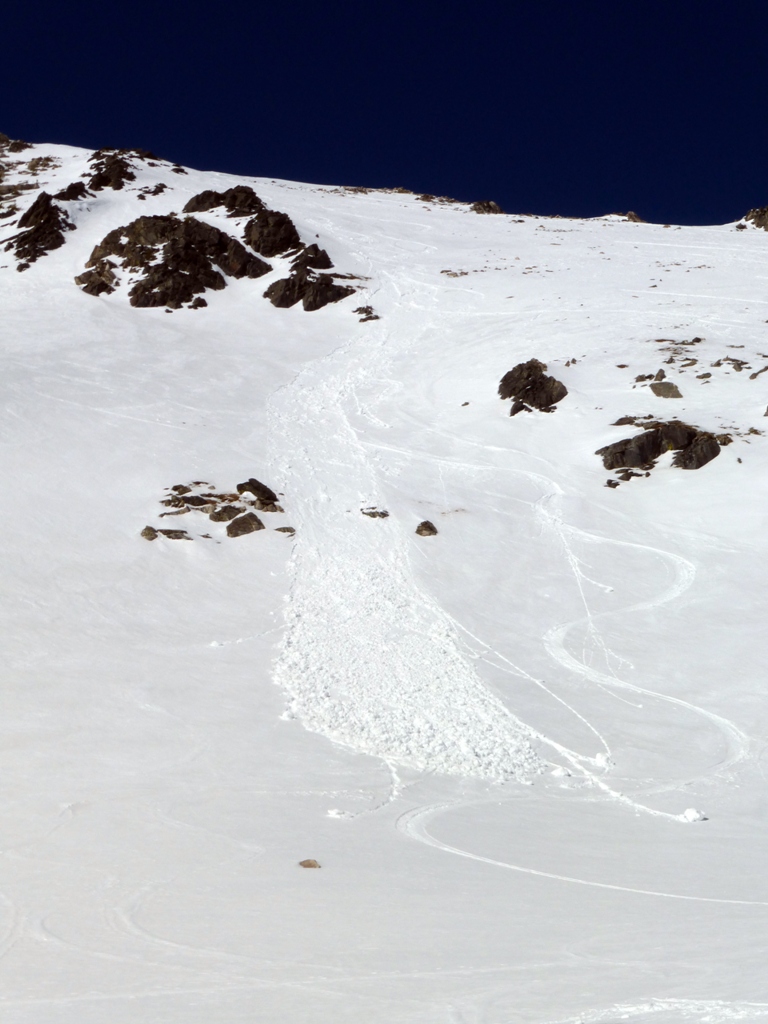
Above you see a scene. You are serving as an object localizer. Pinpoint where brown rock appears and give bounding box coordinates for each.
[226,512,265,537]
[471,200,504,214]
[157,528,192,540]
[275,526,295,534]
[182,185,264,218]
[236,477,278,503]
[416,520,438,536]
[671,433,720,469]
[141,526,158,540]
[209,504,243,522]
[299,859,320,868]
[650,381,682,398]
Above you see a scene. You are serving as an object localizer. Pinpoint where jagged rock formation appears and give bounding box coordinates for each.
[86,148,156,191]
[264,270,355,311]
[5,191,74,269]
[75,215,272,307]
[744,207,768,230]
[244,208,302,257]
[597,420,721,472]
[291,243,333,272]
[183,186,264,218]
[498,359,568,414]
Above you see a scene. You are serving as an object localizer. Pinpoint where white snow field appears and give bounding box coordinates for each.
[2,140,768,1024]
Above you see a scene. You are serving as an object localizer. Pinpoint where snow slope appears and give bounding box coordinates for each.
[2,139,768,1023]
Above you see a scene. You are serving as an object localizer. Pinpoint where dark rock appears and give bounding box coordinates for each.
[7,139,32,152]
[77,215,271,308]
[275,526,295,534]
[654,369,666,381]
[671,433,720,470]
[498,359,568,412]
[236,477,278,503]
[189,296,207,309]
[353,304,380,322]
[244,208,301,257]
[625,211,644,222]
[650,381,682,398]
[605,479,620,488]
[361,508,389,518]
[169,484,191,494]
[183,494,212,506]
[157,528,192,540]
[291,243,333,271]
[182,185,264,218]
[598,420,720,472]
[87,149,140,191]
[7,192,74,266]
[471,200,504,214]
[597,430,664,470]
[416,520,438,536]
[264,269,355,311]
[226,512,265,537]
[54,181,90,201]
[75,258,118,296]
[141,525,158,540]
[209,504,243,522]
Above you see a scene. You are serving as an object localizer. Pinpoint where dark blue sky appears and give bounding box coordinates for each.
[3,1,767,224]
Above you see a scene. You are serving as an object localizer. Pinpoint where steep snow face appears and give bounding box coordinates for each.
[3,136,768,1023]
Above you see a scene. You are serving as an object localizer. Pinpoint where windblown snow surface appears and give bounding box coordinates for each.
[2,142,768,1024]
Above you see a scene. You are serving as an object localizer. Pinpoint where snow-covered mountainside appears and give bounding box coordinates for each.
[3,133,768,1024]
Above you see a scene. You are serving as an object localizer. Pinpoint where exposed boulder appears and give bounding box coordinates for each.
[236,477,278,504]
[671,433,720,469]
[6,192,74,268]
[275,526,295,535]
[650,381,682,398]
[141,526,158,540]
[76,215,272,307]
[416,520,438,536]
[244,208,301,257]
[471,200,504,214]
[264,269,355,311]
[182,185,264,218]
[597,420,719,472]
[226,512,265,537]
[745,207,768,230]
[498,359,568,414]
[209,504,243,522]
[54,181,90,201]
[291,243,333,271]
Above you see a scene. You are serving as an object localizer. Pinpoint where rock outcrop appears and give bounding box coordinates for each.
[6,192,74,269]
[597,420,720,472]
[498,359,568,414]
[86,148,156,192]
[183,186,264,218]
[471,200,504,214]
[244,209,302,257]
[226,512,265,537]
[75,215,272,307]
[264,269,356,312]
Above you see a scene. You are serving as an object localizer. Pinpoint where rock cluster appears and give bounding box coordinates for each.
[744,207,768,230]
[86,148,159,192]
[498,359,568,415]
[5,191,74,270]
[597,419,722,476]
[142,478,291,541]
[76,215,272,307]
